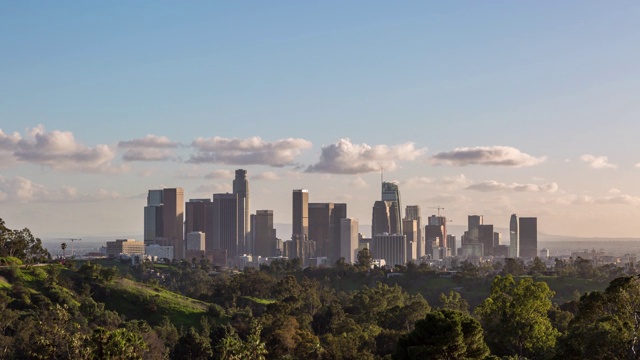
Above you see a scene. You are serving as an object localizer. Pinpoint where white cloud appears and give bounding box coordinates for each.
[204,169,235,179]
[466,180,559,193]
[189,136,312,167]
[430,146,546,167]
[0,176,121,202]
[306,138,427,174]
[348,177,369,188]
[403,177,435,188]
[580,154,617,169]
[252,172,280,181]
[119,135,179,162]
[0,125,124,173]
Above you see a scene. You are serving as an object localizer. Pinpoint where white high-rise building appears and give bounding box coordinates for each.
[340,218,359,263]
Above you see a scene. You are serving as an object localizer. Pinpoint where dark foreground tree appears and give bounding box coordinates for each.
[394,309,490,360]
[475,275,558,358]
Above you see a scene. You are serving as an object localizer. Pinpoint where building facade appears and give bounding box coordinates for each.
[292,190,309,239]
[519,217,538,258]
[233,169,250,255]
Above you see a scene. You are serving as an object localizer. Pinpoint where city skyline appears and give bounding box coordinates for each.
[2,2,640,239]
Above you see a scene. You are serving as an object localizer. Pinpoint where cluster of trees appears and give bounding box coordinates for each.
[2,218,640,359]
[0,218,49,264]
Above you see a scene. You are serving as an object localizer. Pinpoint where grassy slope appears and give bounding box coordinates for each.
[102,278,209,328]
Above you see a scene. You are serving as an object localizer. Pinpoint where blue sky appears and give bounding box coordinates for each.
[2,2,640,238]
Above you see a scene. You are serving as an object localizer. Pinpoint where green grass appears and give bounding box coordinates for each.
[103,278,210,328]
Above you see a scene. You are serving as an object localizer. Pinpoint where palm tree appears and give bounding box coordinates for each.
[61,242,67,259]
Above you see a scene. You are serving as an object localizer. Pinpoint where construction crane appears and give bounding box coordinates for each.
[427,206,446,216]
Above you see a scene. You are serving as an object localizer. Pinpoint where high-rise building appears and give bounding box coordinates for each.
[251,210,277,258]
[446,234,457,256]
[519,217,538,258]
[308,202,347,261]
[371,234,407,267]
[233,169,250,255]
[144,188,184,258]
[509,214,518,258]
[340,218,359,263]
[382,182,402,234]
[211,193,238,258]
[402,219,418,261]
[466,215,483,244]
[144,189,163,245]
[372,201,393,236]
[478,224,494,256]
[292,190,309,238]
[185,199,210,240]
[405,205,423,257]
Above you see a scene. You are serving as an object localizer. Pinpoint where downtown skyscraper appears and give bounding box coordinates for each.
[233,169,250,255]
[143,188,184,259]
[510,214,518,258]
[382,182,402,234]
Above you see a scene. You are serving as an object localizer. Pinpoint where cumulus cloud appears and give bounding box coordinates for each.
[194,183,232,194]
[252,172,280,181]
[572,194,640,205]
[430,146,546,167]
[204,169,235,179]
[306,138,427,174]
[349,177,369,188]
[118,135,179,162]
[0,125,123,173]
[580,154,617,169]
[0,176,121,202]
[466,180,559,193]
[189,136,312,167]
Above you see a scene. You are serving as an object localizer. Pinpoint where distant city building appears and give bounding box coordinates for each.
[106,239,145,258]
[405,205,424,257]
[185,198,210,245]
[233,169,250,255]
[519,217,538,258]
[539,248,549,259]
[493,232,502,248]
[145,244,174,260]
[510,214,518,258]
[372,201,393,236]
[186,231,205,251]
[402,219,418,261]
[465,215,483,244]
[284,234,315,266]
[340,218,359,263]
[446,234,457,256]
[478,224,494,256]
[461,242,483,257]
[143,188,184,259]
[382,182,402,234]
[292,190,309,238]
[252,210,277,258]
[371,233,407,267]
[309,202,347,261]
[211,193,238,258]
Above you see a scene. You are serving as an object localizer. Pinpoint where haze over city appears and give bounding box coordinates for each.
[2,2,640,239]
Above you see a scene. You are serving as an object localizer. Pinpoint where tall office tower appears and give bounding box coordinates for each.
[428,215,448,248]
[519,217,538,258]
[509,214,518,258]
[402,219,418,261]
[309,203,333,258]
[382,182,402,234]
[145,188,184,258]
[308,202,348,261]
[478,224,494,256]
[185,199,211,240]
[292,190,309,238]
[446,235,457,256]
[493,232,501,248]
[372,201,392,236]
[144,190,164,245]
[252,210,277,258]
[425,224,445,258]
[405,206,423,257]
[211,193,238,258]
[466,215,483,243]
[330,203,347,261]
[233,169,250,255]
[340,218,359,263]
[371,234,407,267]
